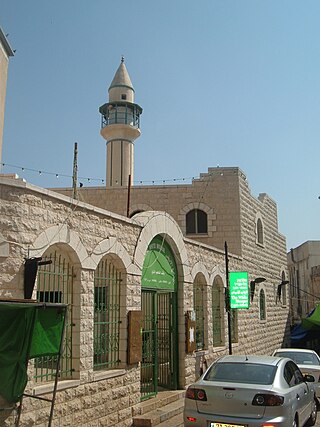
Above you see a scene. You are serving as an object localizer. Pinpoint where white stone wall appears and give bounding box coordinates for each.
[238,174,290,355]
[0,175,289,426]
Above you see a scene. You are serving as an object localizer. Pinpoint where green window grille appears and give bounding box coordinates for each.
[94,259,122,370]
[212,282,224,346]
[230,309,238,343]
[35,251,74,382]
[259,289,266,320]
[194,278,205,350]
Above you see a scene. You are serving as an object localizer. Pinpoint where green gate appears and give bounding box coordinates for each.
[141,236,178,400]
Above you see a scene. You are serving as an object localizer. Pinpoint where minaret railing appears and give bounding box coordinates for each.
[100,102,141,129]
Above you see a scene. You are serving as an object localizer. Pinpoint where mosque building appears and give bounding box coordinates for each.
[0,55,289,425]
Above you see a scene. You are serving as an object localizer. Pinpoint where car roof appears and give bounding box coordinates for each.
[217,354,282,366]
[273,348,318,354]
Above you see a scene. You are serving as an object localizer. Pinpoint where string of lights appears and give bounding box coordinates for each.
[4,161,315,303]
[0,162,199,185]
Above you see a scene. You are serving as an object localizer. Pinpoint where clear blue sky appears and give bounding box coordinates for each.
[2,0,320,250]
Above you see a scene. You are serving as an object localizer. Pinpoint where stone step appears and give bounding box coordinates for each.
[162,413,184,427]
[132,397,184,427]
[133,390,185,416]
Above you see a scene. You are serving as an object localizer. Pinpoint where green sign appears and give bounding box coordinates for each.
[141,236,177,291]
[229,271,249,309]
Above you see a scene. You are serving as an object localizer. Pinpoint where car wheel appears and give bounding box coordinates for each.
[305,399,318,426]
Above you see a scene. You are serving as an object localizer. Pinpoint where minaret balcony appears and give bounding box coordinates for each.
[99,101,142,130]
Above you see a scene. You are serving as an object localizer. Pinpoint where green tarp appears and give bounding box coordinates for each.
[301,304,320,330]
[0,303,65,403]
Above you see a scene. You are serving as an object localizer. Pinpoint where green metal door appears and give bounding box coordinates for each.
[141,290,178,400]
[157,291,177,390]
[140,236,179,400]
[141,290,157,399]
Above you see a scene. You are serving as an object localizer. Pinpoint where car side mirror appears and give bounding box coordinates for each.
[304,374,315,382]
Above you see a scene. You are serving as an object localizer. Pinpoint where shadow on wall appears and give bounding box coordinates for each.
[0,394,16,425]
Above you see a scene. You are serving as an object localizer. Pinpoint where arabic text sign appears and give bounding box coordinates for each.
[229,271,249,309]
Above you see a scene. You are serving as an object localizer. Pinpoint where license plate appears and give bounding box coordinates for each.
[210,423,247,427]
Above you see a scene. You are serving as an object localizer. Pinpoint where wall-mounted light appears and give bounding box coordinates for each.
[250,277,266,301]
[277,280,289,301]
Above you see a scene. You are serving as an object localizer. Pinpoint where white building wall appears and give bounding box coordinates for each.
[0,175,290,426]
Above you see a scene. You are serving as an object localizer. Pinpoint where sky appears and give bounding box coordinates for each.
[1,0,320,251]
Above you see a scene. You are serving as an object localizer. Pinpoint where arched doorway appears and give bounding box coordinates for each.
[140,235,178,400]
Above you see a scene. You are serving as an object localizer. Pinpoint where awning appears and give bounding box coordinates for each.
[301,305,320,330]
[0,301,66,403]
[291,306,320,343]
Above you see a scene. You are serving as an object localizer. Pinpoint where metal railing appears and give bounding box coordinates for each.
[35,251,74,382]
[101,104,141,129]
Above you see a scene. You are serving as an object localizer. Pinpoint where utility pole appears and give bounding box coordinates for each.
[225,241,232,355]
[72,142,78,200]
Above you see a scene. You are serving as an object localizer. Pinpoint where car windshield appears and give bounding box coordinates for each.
[274,351,320,365]
[204,362,276,385]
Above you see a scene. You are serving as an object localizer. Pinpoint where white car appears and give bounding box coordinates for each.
[184,354,317,427]
[272,348,320,399]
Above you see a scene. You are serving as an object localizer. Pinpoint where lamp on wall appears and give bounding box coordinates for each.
[250,277,266,301]
[24,257,52,299]
[277,280,289,302]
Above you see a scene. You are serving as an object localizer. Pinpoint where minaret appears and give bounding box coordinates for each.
[0,28,14,166]
[99,57,142,187]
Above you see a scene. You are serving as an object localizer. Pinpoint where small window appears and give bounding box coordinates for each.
[284,361,304,387]
[284,361,296,387]
[121,94,127,100]
[259,289,266,321]
[257,218,264,245]
[186,209,208,234]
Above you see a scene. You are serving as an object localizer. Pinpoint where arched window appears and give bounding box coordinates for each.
[257,218,264,245]
[186,209,208,234]
[259,289,266,321]
[193,275,206,350]
[35,249,74,382]
[94,257,122,370]
[212,276,225,347]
